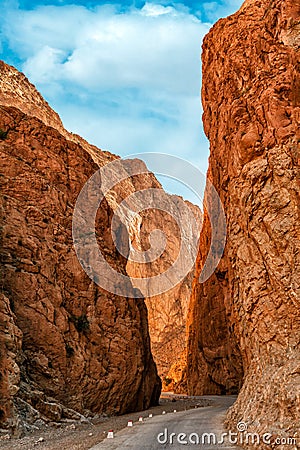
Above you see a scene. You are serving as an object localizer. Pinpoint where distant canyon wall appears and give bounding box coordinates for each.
[126,201,201,389]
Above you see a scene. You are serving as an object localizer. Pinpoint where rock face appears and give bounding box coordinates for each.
[0,61,116,167]
[0,100,161,432]
[0,61,201,432]
[0,294,23,432]
[127,201,201,388]
[145,273,194,387]
[188,0,300,446]
[0,64,200,392]
[0,61,65,136]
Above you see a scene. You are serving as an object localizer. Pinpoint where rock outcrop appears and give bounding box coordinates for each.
[0,61,201,396]
[0,61,116,167]
[0,60,201,432]
[126,201,201,386]
[188,0,299,446]
[0,105,161,434]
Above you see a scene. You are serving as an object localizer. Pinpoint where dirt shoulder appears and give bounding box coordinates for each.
[0,395,212,450]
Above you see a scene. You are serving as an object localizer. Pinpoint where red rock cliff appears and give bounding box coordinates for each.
[188,0,299,445]
[0,87,162,433]
[0,61,201,433]
[0,62,201,392]
[126,200,201,388]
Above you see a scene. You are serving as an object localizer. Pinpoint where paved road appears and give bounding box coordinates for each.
[90,396,242,450]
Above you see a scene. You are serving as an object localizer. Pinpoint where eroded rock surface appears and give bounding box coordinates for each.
[0,60,201,432]
[0,61,201,391]
[126,199,201,385]
[188,0,299,446]
[0,105,161,433]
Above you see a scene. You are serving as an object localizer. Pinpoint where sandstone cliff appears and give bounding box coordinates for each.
[0,61,201,394]
[0,61,115,167]
[0,60,201,433]
[188,0,299,446]
[0,105,162,434]
[126,201,201,386]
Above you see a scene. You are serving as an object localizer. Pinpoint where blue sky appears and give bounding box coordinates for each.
[0,0,244,202]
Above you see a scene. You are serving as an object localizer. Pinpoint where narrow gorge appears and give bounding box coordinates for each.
[0,0,299,447]
[0,60,199,434]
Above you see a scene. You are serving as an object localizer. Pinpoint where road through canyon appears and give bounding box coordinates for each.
[90,396,241,450]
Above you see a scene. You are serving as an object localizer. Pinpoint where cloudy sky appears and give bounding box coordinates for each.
[0,0,243,201]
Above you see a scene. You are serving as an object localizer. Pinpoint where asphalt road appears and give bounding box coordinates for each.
[89,396,242,450]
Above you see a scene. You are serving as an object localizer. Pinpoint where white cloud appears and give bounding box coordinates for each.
[23,46,65,82]
[141,3,176,16]
[1,2,214,200]
[12,3,208,96]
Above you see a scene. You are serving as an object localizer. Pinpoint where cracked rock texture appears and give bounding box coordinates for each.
[188,0,299,447]
[0,101,161,433]
[0,61,201,392]
[0,61,200,432]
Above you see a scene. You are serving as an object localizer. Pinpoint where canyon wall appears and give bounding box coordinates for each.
[0,105,161,434]
[188,0,299,446]
[0,61,200,432]
[126,201,201,389]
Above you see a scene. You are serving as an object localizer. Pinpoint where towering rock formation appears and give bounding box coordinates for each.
[126,201,201,386]
[0,105,161,434]
[0,64,200,393]
[188,0,299,446]
[0,61,200,433]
